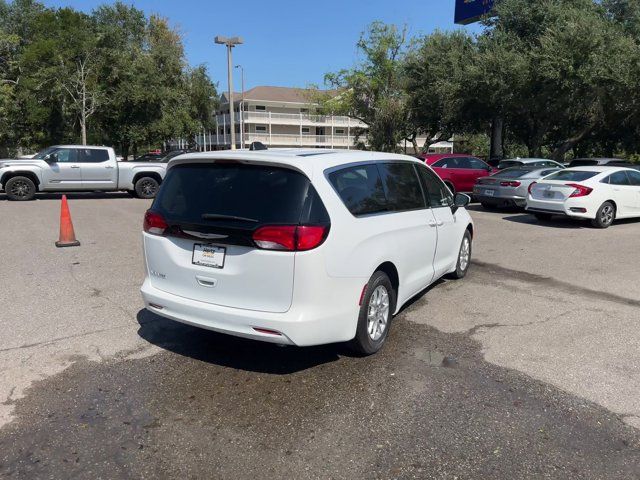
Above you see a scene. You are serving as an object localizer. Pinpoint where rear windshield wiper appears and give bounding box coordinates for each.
[201,213,259,223]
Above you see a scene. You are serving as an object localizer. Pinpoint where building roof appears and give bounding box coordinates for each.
[220,86,333,105]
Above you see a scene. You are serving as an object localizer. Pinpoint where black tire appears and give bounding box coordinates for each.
[134,176,160,199]
[591,201,615,229]
[447,230,472,280]
[534,213,552,221]
[350,271,396,356]
[5,176,36,201]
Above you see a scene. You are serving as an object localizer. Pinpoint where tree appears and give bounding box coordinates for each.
[324,22,418,153]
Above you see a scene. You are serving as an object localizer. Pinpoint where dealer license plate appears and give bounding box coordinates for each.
[192,244,226,269]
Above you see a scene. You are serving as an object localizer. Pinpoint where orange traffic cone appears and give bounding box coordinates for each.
[55,195,81,247]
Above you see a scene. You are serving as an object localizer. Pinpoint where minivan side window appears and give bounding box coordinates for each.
[417,166,453,208]
[377,162,425,212]
[327,164,387,216]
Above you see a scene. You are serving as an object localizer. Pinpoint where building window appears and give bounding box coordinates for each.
[301,108,309,113]
[335,128,345,135]
[302,127,310,134]
[255,125,267,133]
[255,105,266,111]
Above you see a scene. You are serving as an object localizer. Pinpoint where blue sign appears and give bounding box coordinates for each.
[455,0,495,25]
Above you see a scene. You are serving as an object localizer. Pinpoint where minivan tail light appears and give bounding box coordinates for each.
[143,210,168,235]
[566,183,593,198]
[252,225,329,251]
[528,182,537,195]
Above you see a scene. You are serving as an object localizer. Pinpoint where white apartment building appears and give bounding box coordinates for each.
[204,86,367,150]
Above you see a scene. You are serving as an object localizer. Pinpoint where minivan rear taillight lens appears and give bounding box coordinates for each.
[143,210,168,235]
[528,182,537,195]
[252,225,329,251]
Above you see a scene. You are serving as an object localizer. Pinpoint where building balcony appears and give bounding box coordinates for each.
[215,112,368,128]
[204,132,361,149]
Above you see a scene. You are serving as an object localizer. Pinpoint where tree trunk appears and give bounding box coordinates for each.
[490,117,504,161]
[81,86,87,146]
[551,124,595,162]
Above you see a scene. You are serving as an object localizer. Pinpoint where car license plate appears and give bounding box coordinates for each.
[484,189,495,197]
[544,191,555,198]
[192,244,226,269]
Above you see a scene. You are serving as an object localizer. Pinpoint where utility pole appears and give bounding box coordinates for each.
[235,64,245,148]
[215,36,243,150]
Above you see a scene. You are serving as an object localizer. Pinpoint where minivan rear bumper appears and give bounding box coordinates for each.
[141,277,363,347]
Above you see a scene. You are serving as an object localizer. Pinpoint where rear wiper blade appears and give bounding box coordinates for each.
[201,213,259,223]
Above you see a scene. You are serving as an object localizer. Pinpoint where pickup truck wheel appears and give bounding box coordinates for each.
[5,176,36,201]
[134,177,159,199]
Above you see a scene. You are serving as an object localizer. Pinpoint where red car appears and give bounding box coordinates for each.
[420,153,496,194]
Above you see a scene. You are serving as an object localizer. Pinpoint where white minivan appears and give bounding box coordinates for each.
[140,149,474,354]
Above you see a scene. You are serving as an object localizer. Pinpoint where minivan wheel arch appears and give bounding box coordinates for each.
[374,262,399,309]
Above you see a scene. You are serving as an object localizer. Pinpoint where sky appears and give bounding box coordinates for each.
[42,0,481,92]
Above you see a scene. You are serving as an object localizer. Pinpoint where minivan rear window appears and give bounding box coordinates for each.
[544,170,598,182]
[153,163,326,226]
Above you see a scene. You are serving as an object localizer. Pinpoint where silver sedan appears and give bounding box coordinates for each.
[474,167,562,209]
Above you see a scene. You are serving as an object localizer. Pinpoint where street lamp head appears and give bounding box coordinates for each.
[214,35,244,46]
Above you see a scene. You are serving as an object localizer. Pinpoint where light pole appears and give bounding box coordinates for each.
[214,35,243,150]
[235,64,244,148]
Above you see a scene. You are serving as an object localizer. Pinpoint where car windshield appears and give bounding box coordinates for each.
[544,170,599,182]
[32,147,57,159]
[492,168,532,179]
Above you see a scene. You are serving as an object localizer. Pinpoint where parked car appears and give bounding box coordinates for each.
[0,145,166,200]
[132,152,165,162]
[474,166,563,209]
[131,150,189,163]
[526,167,640,228]
[497,158,565,170]
[420,153,496,194]
[568,158,630,168]
[141,149,474,354]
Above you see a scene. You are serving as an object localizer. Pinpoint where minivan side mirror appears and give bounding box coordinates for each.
[451,193,470,214]
[44,153,57,164]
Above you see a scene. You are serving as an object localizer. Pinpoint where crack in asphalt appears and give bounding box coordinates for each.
[0,324,131,354]
[472,260,640,308]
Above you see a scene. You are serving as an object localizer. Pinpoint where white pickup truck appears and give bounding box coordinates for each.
[0,145,168,201]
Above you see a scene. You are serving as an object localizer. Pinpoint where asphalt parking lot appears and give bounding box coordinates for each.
[1,193,640,479]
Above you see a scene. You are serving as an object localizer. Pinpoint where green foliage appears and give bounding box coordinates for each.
[324,22,415,152]
[0,0,217,156]
[336,1,640,159]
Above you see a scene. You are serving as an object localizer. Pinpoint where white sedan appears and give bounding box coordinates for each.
[526,166,640,228]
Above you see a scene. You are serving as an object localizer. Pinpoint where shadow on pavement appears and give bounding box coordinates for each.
[0,192,135,201]
[136,308,348,374]
[503,214,586,229]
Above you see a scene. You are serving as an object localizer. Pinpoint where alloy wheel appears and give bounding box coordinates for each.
[367,285,390,341]
[459,236,471,271]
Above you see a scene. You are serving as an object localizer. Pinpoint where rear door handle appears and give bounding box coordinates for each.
[105,165,114,169]
[70,165,80,169]
[428,220,437,227]
[436,221,444,226]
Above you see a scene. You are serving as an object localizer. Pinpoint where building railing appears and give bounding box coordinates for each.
[214,111,367,128]
[203,132,361,148]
